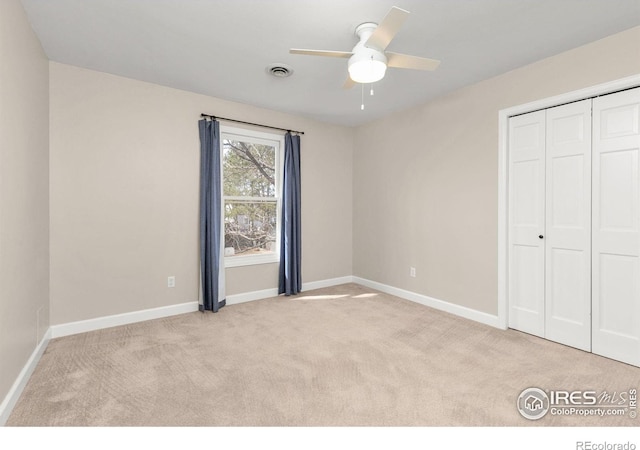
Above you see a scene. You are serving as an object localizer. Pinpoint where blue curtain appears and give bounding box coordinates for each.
[279,133,302,295]
[198,119,226,312]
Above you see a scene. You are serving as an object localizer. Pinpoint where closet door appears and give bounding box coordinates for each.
[544,99,592,351]
[592,87,640,367]
[508,111,546,337]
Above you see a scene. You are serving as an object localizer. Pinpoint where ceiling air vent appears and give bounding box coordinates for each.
[266,63,293,78]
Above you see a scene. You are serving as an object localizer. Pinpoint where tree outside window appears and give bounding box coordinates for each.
[221,128,283,266]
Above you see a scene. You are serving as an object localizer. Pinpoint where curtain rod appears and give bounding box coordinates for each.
[200,114,304,135]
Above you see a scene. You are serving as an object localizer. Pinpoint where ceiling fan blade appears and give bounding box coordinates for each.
[365,6,409,51]
[289,48,352,58]
[386,52,441,71]
[343,76,356,89]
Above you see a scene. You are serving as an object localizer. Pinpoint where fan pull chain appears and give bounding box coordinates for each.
[361,83,364,110]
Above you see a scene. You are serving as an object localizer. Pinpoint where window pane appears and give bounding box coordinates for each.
[224,201,277,257]
[222,139,276,197]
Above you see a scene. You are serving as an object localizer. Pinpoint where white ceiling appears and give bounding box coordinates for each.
[20,0,640,126]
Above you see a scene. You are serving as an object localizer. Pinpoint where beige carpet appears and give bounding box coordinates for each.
[7,283,640,426]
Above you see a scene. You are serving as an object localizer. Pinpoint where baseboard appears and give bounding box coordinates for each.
[1,275,497,425]
[226,287,279,305]
[0,327,52,426]
[49,276,499,339]
[47,273,497,339]
[302,276,354,291]
[50,276,355,336]
[226,276,355,305]
[353,277,502,329]
[50,301,200,339]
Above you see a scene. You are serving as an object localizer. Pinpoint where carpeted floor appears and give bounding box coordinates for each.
[7,283,640,426]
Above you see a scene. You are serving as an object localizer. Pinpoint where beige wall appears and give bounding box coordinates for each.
[354,26,640,315]
[0,0,50,408]
[4,14,638,410]
[49,62,353,325]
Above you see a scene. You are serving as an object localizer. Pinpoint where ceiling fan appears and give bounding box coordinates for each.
[290,6,440,88]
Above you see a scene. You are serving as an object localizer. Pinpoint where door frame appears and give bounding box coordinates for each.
[497,74,640,330]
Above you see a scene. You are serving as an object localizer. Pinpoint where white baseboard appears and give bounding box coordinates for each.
[226,276,355,305]
[50,276,356,337]
[50,301,199,339]
[226,287,279,305]
[0,328,52,426]
[50,275,499,338]
[353,276,502,329]
[1,275,498,425]
[303,276,354,291]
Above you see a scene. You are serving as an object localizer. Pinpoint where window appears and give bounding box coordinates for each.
[221,126,284,267]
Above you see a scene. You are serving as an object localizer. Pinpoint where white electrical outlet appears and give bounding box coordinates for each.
[168,276,176,288]
[410,267,416,278]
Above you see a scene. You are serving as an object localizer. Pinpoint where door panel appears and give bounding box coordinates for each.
[550,155,583,228]
[598,254,638,338]
[508,111,545,337]
[512,162,541,226]
[511,245,544,314]
[549,248,585,324]
[599,149,638,231]
[593,87,640,366]
[544,100,592,351]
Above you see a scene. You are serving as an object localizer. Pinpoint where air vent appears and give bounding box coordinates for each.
[266,63,294,78]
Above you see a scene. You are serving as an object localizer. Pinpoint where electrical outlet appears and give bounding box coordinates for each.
[167,276,176,288]
[410,267,416,278]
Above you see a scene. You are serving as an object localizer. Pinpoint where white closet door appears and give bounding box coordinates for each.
[592,87,640,367]
[544,99,592,351]
[508,111,546,337]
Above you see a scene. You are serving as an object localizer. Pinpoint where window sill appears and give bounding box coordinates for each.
[224,254,279,268]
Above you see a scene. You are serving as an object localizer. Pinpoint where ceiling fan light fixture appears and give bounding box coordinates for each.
[348,51,387,84]
[289,7,440,91]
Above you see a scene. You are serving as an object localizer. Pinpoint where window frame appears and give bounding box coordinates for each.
[220,125,284,268]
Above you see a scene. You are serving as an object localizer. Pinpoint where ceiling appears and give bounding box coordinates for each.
[20,0,640,127]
